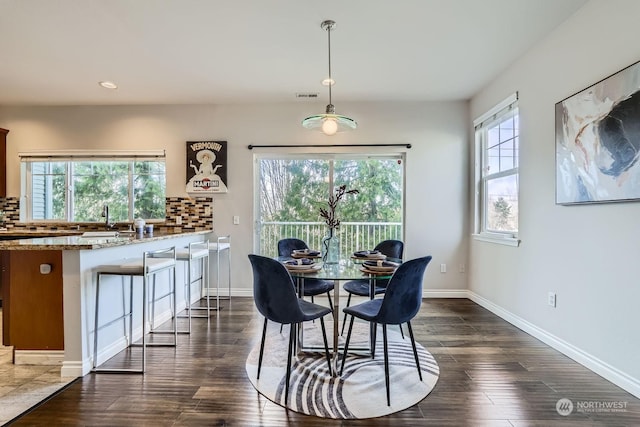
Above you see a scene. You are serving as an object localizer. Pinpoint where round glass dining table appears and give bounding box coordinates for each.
[282,256,400,376]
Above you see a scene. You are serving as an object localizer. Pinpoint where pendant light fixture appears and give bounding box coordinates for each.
[302,20,357,136]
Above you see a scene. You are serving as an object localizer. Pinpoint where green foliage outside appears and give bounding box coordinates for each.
[334,159,402,223]
[33,160,165,222]
[258,157,403,256]
[492,196,513,230]
[260,158,402,223]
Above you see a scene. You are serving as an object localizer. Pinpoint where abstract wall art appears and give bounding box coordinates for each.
[555,60,640,204]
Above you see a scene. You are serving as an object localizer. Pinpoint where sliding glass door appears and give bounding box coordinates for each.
[255,154,404,257]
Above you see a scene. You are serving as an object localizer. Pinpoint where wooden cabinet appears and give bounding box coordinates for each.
[0,128,8,197]
[0,251,6,311]
[1,250,64,350]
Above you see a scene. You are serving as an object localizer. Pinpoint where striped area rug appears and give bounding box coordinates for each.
[245,320,439,419]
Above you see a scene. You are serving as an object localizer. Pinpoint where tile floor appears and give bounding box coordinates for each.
[0,309,75,425]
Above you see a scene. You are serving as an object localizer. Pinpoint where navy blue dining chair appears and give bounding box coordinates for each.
[277,238,334,310]
[248,254,332,404]
[340,255,432,406]
[341,239,404,335]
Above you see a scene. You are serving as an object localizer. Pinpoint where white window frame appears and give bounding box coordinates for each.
[252,152,406,256]
[19,150,166,223]
[473,93,520,247]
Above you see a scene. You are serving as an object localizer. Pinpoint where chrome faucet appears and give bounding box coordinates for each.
[102,204,116,230]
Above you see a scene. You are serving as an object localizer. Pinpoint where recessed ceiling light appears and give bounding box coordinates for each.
[99,81,118,89]
[322,78,335,86]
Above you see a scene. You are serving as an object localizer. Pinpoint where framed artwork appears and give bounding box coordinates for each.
[555,60,640,204]
[186,140,228,193]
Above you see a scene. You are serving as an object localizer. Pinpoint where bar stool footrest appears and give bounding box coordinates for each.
[91,368,144,374]
[150,329,190,335]
[130,342,177,347]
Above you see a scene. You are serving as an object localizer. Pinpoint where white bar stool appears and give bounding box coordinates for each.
[92,246,177,374]
[176,240,210,333]
[209,235,231,309]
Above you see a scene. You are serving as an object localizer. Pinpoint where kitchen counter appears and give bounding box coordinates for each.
[0,229,84,236]
[0,230,208,250]
[0,230,83,241]
[0,230,213,377]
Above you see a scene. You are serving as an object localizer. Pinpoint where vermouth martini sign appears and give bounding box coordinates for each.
[186,140,228,193]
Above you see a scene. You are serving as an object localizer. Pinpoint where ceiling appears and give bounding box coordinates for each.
[0,0,588,106]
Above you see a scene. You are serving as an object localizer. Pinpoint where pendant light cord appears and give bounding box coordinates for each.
[327,23,332,106]
[302,19,357,132]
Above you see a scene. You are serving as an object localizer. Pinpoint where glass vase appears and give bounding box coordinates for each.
[321,228,340,264]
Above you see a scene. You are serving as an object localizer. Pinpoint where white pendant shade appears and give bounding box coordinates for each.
[302,113,357,135]
[302,20,357,136]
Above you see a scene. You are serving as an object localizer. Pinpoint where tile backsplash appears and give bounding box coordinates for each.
[0,196,213,233]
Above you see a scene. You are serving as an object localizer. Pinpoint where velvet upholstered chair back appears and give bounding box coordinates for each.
[375,256,432,325]
[248,254,305,325]
[374,240,404,260]
[277,238,309,257]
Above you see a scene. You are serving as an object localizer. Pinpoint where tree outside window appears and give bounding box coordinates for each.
[257,156,404,256]
[477,100,519,237]
[24,158,166,222]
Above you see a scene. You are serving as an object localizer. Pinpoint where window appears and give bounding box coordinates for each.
[474,94,519,244]
[255,154,404,257]
[21,152,166,223]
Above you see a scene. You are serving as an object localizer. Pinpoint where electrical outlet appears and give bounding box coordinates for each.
[233,215,240,225]
[440,263,447,273]
[175,216,182,225]
[548,292,556,308]
[459,264,465,273]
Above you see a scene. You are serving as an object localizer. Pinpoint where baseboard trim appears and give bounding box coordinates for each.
[468,290,640,399]
[94,335,132,367]
[423,289,468,298]
[61,360,88,377]
[213,289,471,299]
[14,350,64,366]
[214,289,252,298]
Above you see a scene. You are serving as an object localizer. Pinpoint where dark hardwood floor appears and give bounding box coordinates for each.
[9,298,640,426]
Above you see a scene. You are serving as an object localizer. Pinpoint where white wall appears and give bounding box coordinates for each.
[469,0,640,396]
[0,101,469,295]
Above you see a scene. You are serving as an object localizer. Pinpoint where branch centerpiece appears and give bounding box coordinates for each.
[319,185,358,263]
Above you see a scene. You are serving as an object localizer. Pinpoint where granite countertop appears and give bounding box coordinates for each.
[0,230,209,250]
[0,229,84,236]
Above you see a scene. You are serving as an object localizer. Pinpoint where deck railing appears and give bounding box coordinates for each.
[259,221,403,258]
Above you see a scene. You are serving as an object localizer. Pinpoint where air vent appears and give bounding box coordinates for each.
[296,93,319,99]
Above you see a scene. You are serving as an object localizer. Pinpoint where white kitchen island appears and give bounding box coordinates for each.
[0,230,209,378]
